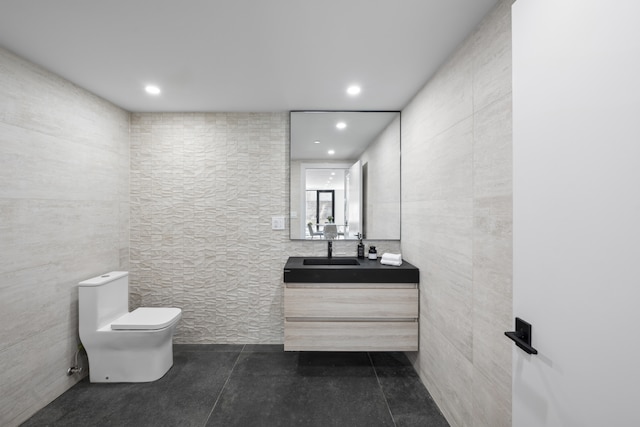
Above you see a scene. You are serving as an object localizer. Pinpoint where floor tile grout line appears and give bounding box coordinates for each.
[202,344,246,427]
[368,352,397,427]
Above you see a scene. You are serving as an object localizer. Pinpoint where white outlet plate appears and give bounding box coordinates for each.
[271,216,285,230]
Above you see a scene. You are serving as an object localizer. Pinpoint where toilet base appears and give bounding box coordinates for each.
[84,328,176,383]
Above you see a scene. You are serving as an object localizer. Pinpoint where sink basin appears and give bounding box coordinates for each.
[303,258,360,266]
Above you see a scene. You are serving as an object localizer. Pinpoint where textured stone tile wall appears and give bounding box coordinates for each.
[130,112,289,344]
[401,2,513,427]
[0,47,130,426]
[129,112,401,344]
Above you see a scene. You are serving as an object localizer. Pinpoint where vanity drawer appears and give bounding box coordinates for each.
[284,287,418,319]
[284,321,418,351]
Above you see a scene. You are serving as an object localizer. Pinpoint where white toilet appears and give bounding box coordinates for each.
[78,271,181,383]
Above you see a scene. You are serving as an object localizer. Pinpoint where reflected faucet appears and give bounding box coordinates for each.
[327,240,333,258]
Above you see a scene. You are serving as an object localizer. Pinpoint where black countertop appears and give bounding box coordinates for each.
[284,256,419,283]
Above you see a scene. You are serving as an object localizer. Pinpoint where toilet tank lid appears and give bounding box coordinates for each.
[111,307,182,330]
[79,271,129,287]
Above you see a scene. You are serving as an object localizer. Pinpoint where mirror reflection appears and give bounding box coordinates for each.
[290,111,401,240]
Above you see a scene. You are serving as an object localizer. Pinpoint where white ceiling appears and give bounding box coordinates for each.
[0,0,499,112]
[290,111,398,160]
[306,169,346,192]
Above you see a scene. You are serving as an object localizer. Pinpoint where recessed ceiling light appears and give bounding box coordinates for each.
[331,172,335,176]
[347,85,361,96]
[336,122,346,130]
[328,149,335,155]
[145,85,161,95]
[314,140,321,144]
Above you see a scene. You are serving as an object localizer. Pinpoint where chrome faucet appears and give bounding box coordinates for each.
[327,240,333,258]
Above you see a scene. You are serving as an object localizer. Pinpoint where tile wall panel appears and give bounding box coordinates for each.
[402,1,513,426]
[0,47,130,427]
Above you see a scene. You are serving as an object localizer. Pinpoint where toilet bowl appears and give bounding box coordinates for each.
[78,271,181,383]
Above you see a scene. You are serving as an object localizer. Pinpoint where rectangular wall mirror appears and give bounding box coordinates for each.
[290,111,401,240]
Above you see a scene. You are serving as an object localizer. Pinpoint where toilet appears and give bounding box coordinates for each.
[78,271,181,383]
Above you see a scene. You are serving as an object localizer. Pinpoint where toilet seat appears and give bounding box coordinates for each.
[111,307,181,330]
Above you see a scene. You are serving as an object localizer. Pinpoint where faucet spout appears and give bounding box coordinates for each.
[327,240,333,258]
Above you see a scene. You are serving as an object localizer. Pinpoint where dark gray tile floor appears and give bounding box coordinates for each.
[22,345,449,427]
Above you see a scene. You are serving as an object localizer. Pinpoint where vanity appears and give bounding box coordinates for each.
[285,111,414,351]
[283,256,419,351]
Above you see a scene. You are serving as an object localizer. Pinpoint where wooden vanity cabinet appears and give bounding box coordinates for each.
[284,282,419,351]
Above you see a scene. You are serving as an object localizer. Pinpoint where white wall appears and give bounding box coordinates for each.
[0,47,130,426]
[512,1,640,426]
[402,1,513,426]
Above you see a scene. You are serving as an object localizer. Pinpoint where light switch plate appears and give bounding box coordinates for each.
[271,216,285,230]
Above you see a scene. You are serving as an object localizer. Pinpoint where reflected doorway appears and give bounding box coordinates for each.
[306,190,335,229]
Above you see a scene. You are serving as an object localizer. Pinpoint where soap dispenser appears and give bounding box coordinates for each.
[368,245,378,260]
[357,234,365,259]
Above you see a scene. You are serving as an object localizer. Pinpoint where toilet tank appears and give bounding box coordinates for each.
[79,271,130,333]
